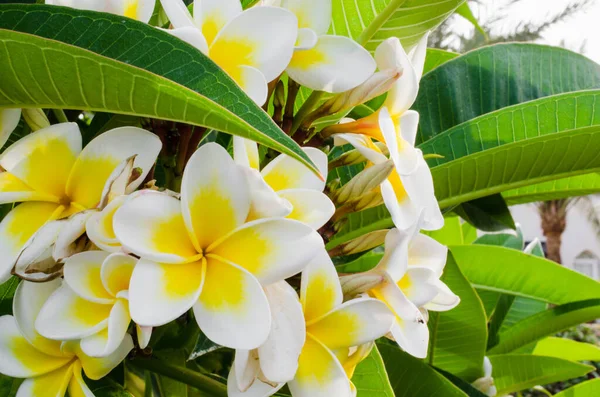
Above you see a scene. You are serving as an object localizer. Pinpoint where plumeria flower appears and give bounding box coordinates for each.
[277,0,376,93]
[233,136,335,229]
[0,108,21,149]
[355,226,459,358]
[35,252,152,358]
[0,279,133,396]
[229,250,395,396]
[45,0,156,22]
[113,143,323,350]
[0,123,161,282]
[472,357,498,396]
[159,0,297,105]
[334,110,443,230]
[323,34,428,174]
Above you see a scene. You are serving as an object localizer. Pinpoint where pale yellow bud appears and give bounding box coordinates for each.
[329,229,389,257]
[330,143,389,168]
[334,160,394,205]
[22,108,50,131]
[340,272,386,299]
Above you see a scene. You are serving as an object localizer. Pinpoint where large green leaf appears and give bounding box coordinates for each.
[0,277,18,316]
[503,172,600,205]
[415,43,600,145]
[0,374,21,397]
[377,342,468,397]
[331,0,465,50]
[450,245,600,305]
[351,345,395,397]
[488,299,600,354]
[554,378,600,397]
[0,4,317,174]
[531,337,600,362]
[488,354,594,395]
[427,254,487,381]
[420,90,600,167]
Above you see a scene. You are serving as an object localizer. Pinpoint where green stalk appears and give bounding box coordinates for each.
[131,357,227,396]
[357,0,408,46]
[52,108,68,123]
[290,91,324,135]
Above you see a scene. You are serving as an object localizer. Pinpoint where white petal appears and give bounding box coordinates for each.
[401,155,444,231]
[53,210,95,262]
[408,33,429,82]
[0,108,21,149]
[295,27,318,50]
[0,171,57,205]
[380,107,419,175]
[375,228,410,282]
[36,285,112,340]
[166,26,209,54]
[261,147,328,192]
[242,167,293,221]
[277,189,334,229]
[238,65,269,106]
[208,218,322,285]
[399,267,439,307]
[233,349,259,392]
[85,196,127,253]
[63,251,114,304]
[333,133,388,165]
[193,0,242,45]
[160,0,195,28]
[380,177,420,231]
[423,279,460,312]
[228,356,283,397]
[136,325,153,349]
[282,0,331,35]
[194,257,271,349]
[129,258,205,327]
[101,253,137,297]
[259,281,306,383]
[233,136,260,170]
[77,334,134,380]
[80,299,131,357]
[300,249,343,322]
[408,233,447,276]
[67,361,94,397]
[16,364,74,397]
[287,35,376,93]
[210,6,298,82]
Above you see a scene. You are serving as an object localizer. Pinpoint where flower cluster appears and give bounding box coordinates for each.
[0,1,461,396]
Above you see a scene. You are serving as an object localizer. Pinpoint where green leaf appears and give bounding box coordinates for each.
[531,337,600,362]
[188,330,221,361]
[331,0,466,50]
[450,245,600,305]
[554,378,600,397]
[425,216,468,246]
[503,172,600,205]
[488,354,594,395]
[475,289,501,319]
[427,253,487,381]
[415,44,600,145]
[377,342,468,397]
[488,299,600,354]
[0,374,22,397]
[434,367,488,397]
[423,48,460,75]
[0,4,318,175]
[351,345,395,397]
[455,3,486,38]
[0,277,19,316]
[474,228,523,250]
[453,194,516,232]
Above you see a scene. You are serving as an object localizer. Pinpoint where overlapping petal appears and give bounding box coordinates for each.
[63,251,114,304]
[408,233,448,276]
[281,0,332,35]
[80,299,131,357]
[159,0,195,28]
[233,137,260,171]
[101,253,137,297]
[301,249,343,322]
[0,108,21,149]
[67,361,94,397]
[277,189,335,229]
[85,195,128,253]
[76,334,134,380]
[398,267,439,307]
[194,257,271,349]
[193,0,242,45]
[262,147,328,192]
[16,364,74,397]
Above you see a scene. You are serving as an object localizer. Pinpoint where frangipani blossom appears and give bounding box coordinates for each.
[472,357,498,397]
[160,0,297,105]
[0,108,21,149]
[45,0,156,23]
[229,250,395,397]
[0,123,161,283]
[233,136,335,229]
[323,34,428,174]
[36,252,152,357]
[0,280,133,397]
[334,110,443,231]
[275,0,375,93]
[364,227,459,358]
[113,143,323,350]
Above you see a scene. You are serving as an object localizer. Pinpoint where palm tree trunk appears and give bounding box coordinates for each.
[539,200,569,264]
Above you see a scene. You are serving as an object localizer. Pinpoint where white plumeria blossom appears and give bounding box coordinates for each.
[35,251,152,357]
[334,109,443,231]
[0,123,162,283]
[46,0,156,22]
[0,279,133,397]
[472,357,498,396]
[159,0,298,105]
[112,142,323,350]
[365,226,459,358]
[228,250,395,397]
[0,108,21,149]
[233,136,335,229]
[279,0,376,93]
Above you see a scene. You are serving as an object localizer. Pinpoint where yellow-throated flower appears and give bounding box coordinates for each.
[0,123,161,282]
[35,252,152,357]
[0,280,133,396]
[233,136,335,229]
[112,143,323,350]
[160,0,298,105]
[45,0,156,22]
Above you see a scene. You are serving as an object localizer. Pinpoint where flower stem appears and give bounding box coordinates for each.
[52,109,68,123]
[131,357,227,396]
[290,91,325,135]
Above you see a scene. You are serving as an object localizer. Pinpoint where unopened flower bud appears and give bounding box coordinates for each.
[334,160,394,205]
[273,80,286,108]
[22,108,50,131]
[328,229,389,257]
[330,142,389,168]
[340,272,386,299]
[323,68,402,114]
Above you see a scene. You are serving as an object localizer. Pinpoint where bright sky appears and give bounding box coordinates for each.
[450,0,600,64]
